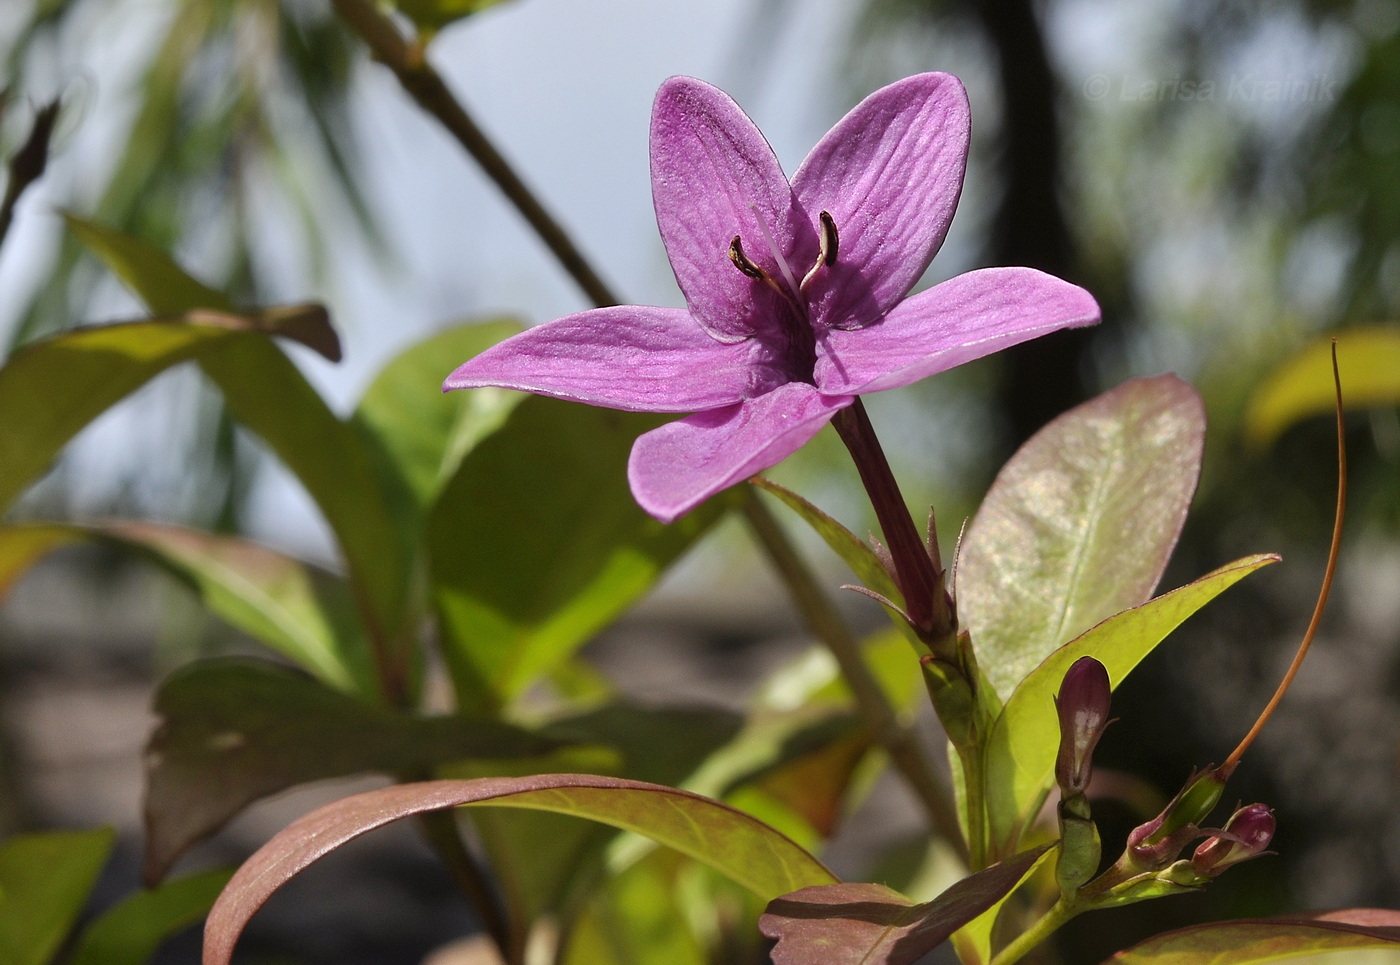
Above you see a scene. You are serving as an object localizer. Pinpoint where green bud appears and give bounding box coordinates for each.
[1056,808,1102,895]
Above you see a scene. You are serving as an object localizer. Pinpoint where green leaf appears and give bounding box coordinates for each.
[0,522,372,693]
[0,316,336,517]
[751,477,904,608]
[202,775,839,965]
[1103,909,1400,964]
[393,0,512,33]
[0,828,114,965]
[0,524,79,598]
[758,845,1050,965]
[100,521,373,693]
[354,320,524,511]
[983,553,1279,852]
[562,849,708,965]
[66,216,415,650]
[69,867,234,965]
[143,658,571,884]
[959,376,1206,700]
[1245,328,1400,447]
[461,702,743,924]
[66,214,233,314]
[427,398,728,709]
[200,339,419,654]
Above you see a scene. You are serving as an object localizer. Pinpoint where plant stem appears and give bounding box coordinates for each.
[330,0,620,309]
[416,808,520,964]
[987,897,1077,965]
[957,743,989,871]
[830,400,954,649]
[742,491,967,860]
[0,100,60,253]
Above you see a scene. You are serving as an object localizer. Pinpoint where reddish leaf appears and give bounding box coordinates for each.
[1104,908,1400,963]
[759,845,1049,965]
[203,775,836,965]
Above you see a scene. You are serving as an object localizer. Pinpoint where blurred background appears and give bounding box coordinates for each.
[1,0,1398,961]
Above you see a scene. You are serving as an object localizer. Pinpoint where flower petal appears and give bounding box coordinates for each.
[793,73,971,330]
[444,306,774,411]
[628,383,851,522]
[814,267,1101,395]
[651,76,817,343]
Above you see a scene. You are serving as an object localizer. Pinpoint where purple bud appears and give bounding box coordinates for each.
[1055,657,1112,797]
[1190,804,1275,877]
[1126,768,1227,870]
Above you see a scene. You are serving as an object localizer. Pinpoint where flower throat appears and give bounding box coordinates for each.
[727,209,840,384]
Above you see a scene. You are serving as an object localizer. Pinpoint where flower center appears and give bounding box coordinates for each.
[727,211,840,384]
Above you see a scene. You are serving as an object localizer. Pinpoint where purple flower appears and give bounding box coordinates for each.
[444,73,1100,522]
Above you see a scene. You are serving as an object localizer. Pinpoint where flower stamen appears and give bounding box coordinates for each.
[801,210,839,291]
[728,235,767,280]
[729,235,805,314]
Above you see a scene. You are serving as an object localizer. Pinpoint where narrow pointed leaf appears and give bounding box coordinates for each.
[354,319,524,510]
[0,522,371,693]
[960,376,1206,699]
[67,216,415,643]
[203,775,838,965]
[752,477,904,607]
[66,213,234,314]
[68,867,234,965]
[143,659,570,884]
[64,216,340,361]
[759,845,1049,965]
[1104,909,1400,963]
[984,554,1279,851]
[100,521,373,693]
[0,317,332,516]
[201,339,419,645]
[1246,328,1400,447]
[427,397,728,709]
[0,828,115,965]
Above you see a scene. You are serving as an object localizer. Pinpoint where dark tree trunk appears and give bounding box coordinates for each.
[972,0,1097,444]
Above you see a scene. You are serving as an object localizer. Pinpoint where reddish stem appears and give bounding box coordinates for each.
[831,400,953,648]
[1222,341,1346,773]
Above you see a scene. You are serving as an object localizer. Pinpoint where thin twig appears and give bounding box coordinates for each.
[742,491,968,860]
[416,808,519,964]
[330,0,619,309]
[0,100,60,253]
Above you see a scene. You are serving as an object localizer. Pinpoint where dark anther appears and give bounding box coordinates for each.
[819,210,839,267]
[728,236,767,280]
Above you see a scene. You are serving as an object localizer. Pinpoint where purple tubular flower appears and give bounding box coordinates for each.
[444,73,1102,522]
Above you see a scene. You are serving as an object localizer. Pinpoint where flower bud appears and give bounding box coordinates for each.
[1056,808,1102,895]
[1126,767,1227,869]
[1055,657,1112,797]
[1190,804,1275,877]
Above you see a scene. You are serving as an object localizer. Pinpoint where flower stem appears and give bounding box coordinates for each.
[830,400,954,649]
[742,491,967,860]
[330,0,620,309]
[414,798,519,963]
[987,897,1078,965]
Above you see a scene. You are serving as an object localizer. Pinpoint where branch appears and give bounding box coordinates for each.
[330,0,619,309]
